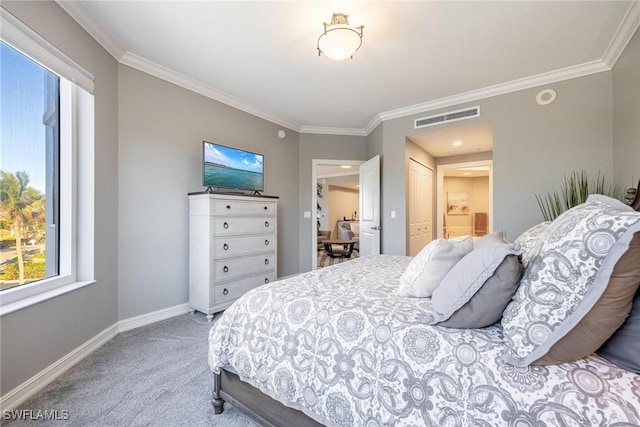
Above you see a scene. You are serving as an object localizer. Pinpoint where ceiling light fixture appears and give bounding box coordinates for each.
[317,13,364,60]
[340,165,353,169]
[453,141,463,147]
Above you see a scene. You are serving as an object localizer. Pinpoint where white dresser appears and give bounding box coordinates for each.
[188,193,278,320]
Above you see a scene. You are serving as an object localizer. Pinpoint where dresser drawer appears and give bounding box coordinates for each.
[212,199,276,216]
[213,234,275,258]
[214,272,276,304]
[213,217,275,235]
[213,252,275,281]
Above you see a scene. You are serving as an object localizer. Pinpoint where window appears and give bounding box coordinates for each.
[1,41,60,290]
[0,9,95,316]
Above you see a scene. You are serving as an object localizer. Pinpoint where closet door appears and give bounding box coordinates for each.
[409,159,433,256]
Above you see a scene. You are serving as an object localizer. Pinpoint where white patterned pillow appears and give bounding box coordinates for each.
[396,235,473,298]
[514,221,551,268]
[502,197,640,367]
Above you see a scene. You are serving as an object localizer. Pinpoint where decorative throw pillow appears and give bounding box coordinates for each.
[514,221,551,269]
[535,232,640,365]
[432,243,523,328]
[598,286,640,373]
[474,230,509,249]
[396,235,473,298]
[501,198,640,367]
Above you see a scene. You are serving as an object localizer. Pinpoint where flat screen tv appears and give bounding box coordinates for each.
[203,141,264,193]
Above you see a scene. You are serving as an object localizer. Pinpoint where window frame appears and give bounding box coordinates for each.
[0,8,95,316]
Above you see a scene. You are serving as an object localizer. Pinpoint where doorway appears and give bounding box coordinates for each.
[436,160,493,238]
[311,157,381,270]
[312,159,363,270]
[408,121,494,242]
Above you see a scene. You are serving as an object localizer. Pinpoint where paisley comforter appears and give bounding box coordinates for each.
[208,255,640,426]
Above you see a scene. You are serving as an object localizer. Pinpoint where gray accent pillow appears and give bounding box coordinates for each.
[502,197,640,367]
[436,255,523,328]
[432,243,523,327]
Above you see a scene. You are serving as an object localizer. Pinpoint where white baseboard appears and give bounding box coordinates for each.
[0,323,119,411]
[1,303,192,411]
[117,303,191,333]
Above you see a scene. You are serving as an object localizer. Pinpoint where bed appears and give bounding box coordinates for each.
[208,185,640,427]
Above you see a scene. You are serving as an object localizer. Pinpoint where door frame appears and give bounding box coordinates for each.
[311,159,364,270]
[436,160,493,238]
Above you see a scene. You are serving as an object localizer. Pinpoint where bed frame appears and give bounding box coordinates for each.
[212,369,321,426]
[211,179,640,427]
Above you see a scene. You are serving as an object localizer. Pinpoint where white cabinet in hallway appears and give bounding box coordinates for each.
[188,193,278,320]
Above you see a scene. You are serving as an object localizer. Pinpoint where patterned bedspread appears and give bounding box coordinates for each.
[208,255,640,427]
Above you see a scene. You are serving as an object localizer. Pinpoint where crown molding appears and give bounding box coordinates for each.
[363,115,383,135]
[121,52,300,133]
[55,0,124,61]
[299,125,368,136]
[378,60,610,123]
[57,1,639,138]
[602,0,640,67]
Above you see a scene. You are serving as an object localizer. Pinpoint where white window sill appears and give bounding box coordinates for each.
[0,280,96,317]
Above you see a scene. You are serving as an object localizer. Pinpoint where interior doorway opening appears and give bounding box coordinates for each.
[436,160,493,239]
[311,159,363,270]
[408,121,494,244]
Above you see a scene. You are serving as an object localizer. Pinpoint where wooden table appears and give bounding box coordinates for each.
[322,239,356,265]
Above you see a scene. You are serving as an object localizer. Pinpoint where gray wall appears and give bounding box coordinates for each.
[376,72,614,249]
[117,65,300,320]
[613,28,640,188]
[297,134,369,272]
[0,1,119,394]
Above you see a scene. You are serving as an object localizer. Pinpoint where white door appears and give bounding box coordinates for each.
[359,155,381,256]
[408,159,433,256]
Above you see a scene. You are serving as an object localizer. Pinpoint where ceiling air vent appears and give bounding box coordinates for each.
[414,106,480,129]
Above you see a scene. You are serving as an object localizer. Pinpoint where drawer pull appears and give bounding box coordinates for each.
[265,221,270,228]
[223,243,229,250]
[265,239,270,246]
[265,258,269,265]
[226,205,231,209]
[265,278,269,284]
[264,206,268,210]
[223,288,229,295]
[223,222,229,229]
[223,266,229,273]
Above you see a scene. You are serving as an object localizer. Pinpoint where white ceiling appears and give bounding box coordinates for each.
[58,1,638,134]
[410,121,494,157]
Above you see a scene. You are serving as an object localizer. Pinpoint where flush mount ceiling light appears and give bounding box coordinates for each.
[317,13,364,60]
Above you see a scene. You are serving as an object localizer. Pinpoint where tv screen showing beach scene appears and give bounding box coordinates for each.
[203,141,264,192]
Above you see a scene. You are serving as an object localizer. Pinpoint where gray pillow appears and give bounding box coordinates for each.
[437,255,523,328]
[597,285,640,373]
[432,244,523,328]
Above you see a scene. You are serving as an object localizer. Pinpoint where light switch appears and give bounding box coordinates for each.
[303,211,311,218]
[391,210,396,219]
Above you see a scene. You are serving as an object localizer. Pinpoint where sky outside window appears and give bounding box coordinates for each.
[1,41,47,193]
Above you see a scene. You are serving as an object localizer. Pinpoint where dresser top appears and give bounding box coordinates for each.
[188,191,279,201]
